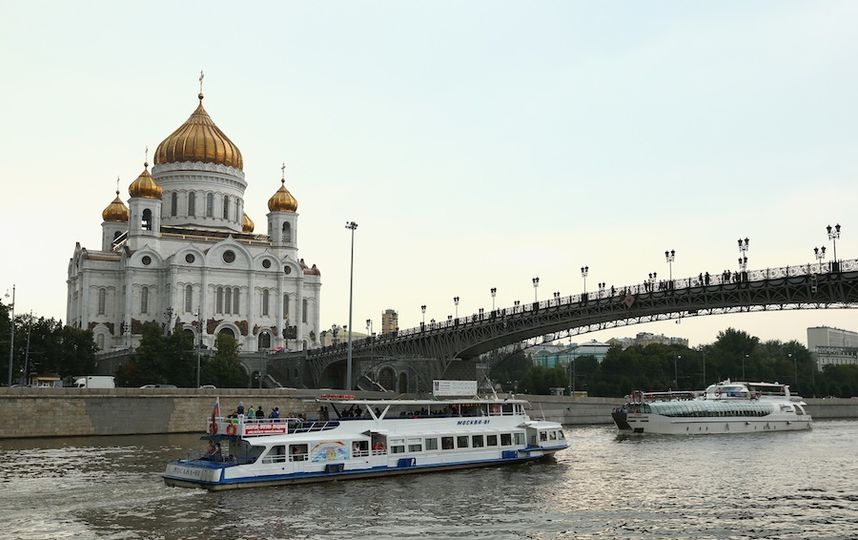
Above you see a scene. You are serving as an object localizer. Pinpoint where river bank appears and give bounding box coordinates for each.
[0,388,856,439]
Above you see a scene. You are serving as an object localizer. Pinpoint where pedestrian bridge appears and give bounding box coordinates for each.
[303,259,858,386]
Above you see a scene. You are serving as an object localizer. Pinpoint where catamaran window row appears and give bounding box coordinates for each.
[642,401,794,417]
[259,430,566,464]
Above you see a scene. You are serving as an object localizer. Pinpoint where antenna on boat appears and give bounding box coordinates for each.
[484,375,499,400]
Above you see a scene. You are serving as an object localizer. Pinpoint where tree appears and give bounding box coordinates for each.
[204,333,246,388]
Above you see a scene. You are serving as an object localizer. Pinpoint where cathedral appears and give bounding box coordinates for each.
[66,86,322,353]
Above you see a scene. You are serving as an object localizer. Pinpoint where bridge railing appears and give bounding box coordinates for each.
[315,258,858,353]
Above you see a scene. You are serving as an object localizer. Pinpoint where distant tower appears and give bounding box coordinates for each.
[381,309,399,334]
[267,163,299,254]
[100,184,129,251]
[127,162,162,250]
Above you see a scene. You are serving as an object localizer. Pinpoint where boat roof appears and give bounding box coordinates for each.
[312,398,529,406]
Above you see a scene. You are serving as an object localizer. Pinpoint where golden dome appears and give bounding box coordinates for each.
[242,212,255,233]
[154,94,243,170]
[268,179,298,212]
[128,164,163,199]
[102,190,129,222]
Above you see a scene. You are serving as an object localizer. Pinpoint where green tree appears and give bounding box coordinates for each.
[204,332,247,388]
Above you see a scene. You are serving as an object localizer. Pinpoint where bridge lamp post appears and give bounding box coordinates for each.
[193,310,203,388]
[345,220,358,391]
[789,352,796,392]
[738,256,748,272]
[826,224,841,266]
[5,284,15,387]
[365,318,372,339]
[532,277,539,302]
[674,355,681,389]
[665,250,675,283]
[421,305,426,326]
[453,296,459,319]
[814,246,826,272]
[580,267,589,293]
[743,354,749,380]
[490,288,497,311]
[738,238,750,275]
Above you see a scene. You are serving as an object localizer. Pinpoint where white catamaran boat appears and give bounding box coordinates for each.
[612,380,812,435]
[164,396,568,490]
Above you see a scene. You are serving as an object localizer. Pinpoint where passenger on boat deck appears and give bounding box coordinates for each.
[246,407,256,420]
[206,441,217,458]
[270,407,280,419]
[256,406,265,419]
[374,407,381,417]
[372,441,385,451]
[236,402,245,416]
[353,406,362,418]
[213,443,223,462]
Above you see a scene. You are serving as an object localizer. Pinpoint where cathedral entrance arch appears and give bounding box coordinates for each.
[258,331,271,351]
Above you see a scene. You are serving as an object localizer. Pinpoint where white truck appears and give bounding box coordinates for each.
[73,376,116,389]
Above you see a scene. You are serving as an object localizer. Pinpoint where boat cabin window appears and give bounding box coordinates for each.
[425,437,439,451]
[539,431,548,442]
[352,440,369,457]
[557,430,565,440]
[408,438,423,452]
[441,436,454,450]
[471,435,484,448]
[456,436,469,449]
[501,404,514,415]
[486,434,498,447]
[390,438,406,454]
[549,431,557,440]
[289,444,308,462]
[371,434,387,455]
[500,433,512,446]
[514,433,525,446]
[262,445,287,464]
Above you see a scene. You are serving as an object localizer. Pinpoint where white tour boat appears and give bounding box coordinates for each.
[164,396,568,490]
[611,380,812,435]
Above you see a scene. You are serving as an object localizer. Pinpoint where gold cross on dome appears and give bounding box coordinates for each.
[199,70,204,93]
[281,162,286,181]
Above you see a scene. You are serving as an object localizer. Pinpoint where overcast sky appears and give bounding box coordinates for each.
[1,1,856,347]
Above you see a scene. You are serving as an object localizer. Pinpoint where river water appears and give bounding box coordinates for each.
[1,421,857,540]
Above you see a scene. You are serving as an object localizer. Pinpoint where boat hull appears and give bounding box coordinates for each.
[614,413,812,435]
[164,449,561,491]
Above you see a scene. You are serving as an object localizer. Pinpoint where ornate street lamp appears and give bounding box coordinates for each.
[453,296,459,319]
[421,305,426,325]
[665,249,675,283]
[490,287,497,311]
[532,277,539,302]
[827,224,841,267]
[580,266,588,293]
[814,246,827,272]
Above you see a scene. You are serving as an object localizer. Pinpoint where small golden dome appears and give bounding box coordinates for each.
[154,94,243,170]
[242,212,255,233]
[102,190,129,222]
[128,164,163,199]
[268,179,298,212]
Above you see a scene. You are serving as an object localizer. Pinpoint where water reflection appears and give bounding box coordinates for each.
[1,423,857,539]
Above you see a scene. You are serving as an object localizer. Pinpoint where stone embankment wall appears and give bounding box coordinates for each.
[0,389,855,439]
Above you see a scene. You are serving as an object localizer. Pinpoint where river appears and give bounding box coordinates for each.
[1,421,857,540]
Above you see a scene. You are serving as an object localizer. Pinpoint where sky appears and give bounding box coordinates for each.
[1,1,856,348]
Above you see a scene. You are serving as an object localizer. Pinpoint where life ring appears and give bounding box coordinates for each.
[226,423,237,436]
[209,420,218,435]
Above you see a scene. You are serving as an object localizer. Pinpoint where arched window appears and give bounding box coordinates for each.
[170,192,178,217]
[233,288,240,314]
[185,285,193,313]
[97,288,106,315]
[188,192,196,217]
[282,294,289,318]
[302,298,308,323]
[224,288,232,314]
[218,327,235,340]
[206,193,214,217]
[258,331,271,350]
[96,334,105,350]
[262,289,270,316]
[142,209,152,231]
[141,286,149,314]
[282,222,292,243]
[223,195,230,220]
[216,287,223,313]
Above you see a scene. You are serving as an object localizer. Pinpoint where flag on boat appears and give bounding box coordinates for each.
[210,397,221,434]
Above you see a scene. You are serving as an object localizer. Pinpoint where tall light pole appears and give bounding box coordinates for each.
[194,310,203,388]
[345,221,358,390]
[665,250,675,284]
[421,305,426,326]
[789,352,796,392]
[675,354,681,389]
[743,353,749,380]
[580,266,589,293]
[490,288,497,311]
[553,291,560,305]
[827,224,841,264]
[738,238,750,278]
[532,277,539,302]
[814,246,827,272]
[6,284,15,387]
[365,318,372,338]
[453,296,459,318]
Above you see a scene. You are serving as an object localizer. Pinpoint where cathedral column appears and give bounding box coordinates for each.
[124,270,133,349]
[275,270,284,349]
[169,265,178,331]
[199,266,209,349]
[247,272,256,353]
[296,276,304,347]
[81,272,90,329]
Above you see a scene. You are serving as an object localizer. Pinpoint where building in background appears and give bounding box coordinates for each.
[807,326,858,370]
[531,340,611,369]
[67,87,322,353]
[381,309,399,334]
[607,332,689,350]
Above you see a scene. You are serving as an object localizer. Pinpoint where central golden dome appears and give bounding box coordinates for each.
[154,94,243,170]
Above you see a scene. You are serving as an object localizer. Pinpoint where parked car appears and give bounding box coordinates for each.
[199,385,217,389]
[139,384,178,389]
